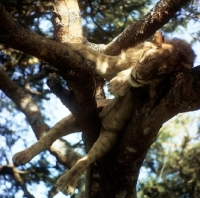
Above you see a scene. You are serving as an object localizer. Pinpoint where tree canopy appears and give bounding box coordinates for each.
[0,0,200,197]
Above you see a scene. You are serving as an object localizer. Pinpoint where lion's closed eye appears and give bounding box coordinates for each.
[140,55,149,64]
[148,56,156,63]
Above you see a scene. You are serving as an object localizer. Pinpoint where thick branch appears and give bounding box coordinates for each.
[0,4,91,77]
[0,3,101,138]
[101,66,200,197]
[105,0,191,55]
[0,67,82,168]
[52,0,85,43]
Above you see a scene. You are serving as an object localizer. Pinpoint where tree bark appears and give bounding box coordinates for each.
[104,0,191,55]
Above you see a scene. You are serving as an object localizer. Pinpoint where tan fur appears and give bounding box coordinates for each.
[13,92,136,195]
[69,31,195,97]
[12,32,195,195]
[12,114,80,165]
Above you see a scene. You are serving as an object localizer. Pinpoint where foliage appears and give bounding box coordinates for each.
[138,113,200,198]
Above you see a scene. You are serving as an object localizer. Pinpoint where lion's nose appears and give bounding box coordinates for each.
[136,67,152,80]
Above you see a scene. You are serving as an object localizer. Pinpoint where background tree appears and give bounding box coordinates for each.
[138,113,200,198]
[0,0,200,197]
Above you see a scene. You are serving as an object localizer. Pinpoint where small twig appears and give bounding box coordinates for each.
[159,160,166,179]
[88,0,114,38]
[24,70,49,99]
[0,162,35,198]
[47,73,71,108]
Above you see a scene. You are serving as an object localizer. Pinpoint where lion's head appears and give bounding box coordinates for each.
[128,31,196,97]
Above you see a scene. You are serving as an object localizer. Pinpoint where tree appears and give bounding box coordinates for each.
[137,113,200,198]
[0,0,200,197]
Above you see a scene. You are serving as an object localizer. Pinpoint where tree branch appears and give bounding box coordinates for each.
[0,67,82,168]
[0,163,35,198]
[0,3,102,139]
[52,0,85,43]
[0,3,83,73]
[98,67,200,197]
[104,0,191,55]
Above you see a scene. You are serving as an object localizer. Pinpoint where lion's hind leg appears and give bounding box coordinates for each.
[57,128,118,195]
[13,114,80,165]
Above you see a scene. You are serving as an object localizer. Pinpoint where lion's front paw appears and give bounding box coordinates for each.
[108,77,131,97]
[56,172,79,195]
[12,150,32,165]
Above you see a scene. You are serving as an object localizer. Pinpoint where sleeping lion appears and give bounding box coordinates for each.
[12,31,195,195]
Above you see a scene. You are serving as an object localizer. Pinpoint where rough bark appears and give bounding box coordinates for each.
[86,67,200,198]
[52,0,85,43]
[104,0,191,55]
[0,3,102,141]
[51,2,102,195]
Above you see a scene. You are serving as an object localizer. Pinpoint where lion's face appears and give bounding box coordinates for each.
[127,31,195,97]
[129,31,195,88]
[131,43,179,86]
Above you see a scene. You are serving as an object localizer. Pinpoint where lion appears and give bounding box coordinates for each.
[68,31,195,98]
[12,31,195,195]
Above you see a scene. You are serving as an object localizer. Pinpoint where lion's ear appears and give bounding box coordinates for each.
[152,31,163,47]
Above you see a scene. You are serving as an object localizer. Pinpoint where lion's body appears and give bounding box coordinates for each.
[69,32,195,98]
[12,32,195,195]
